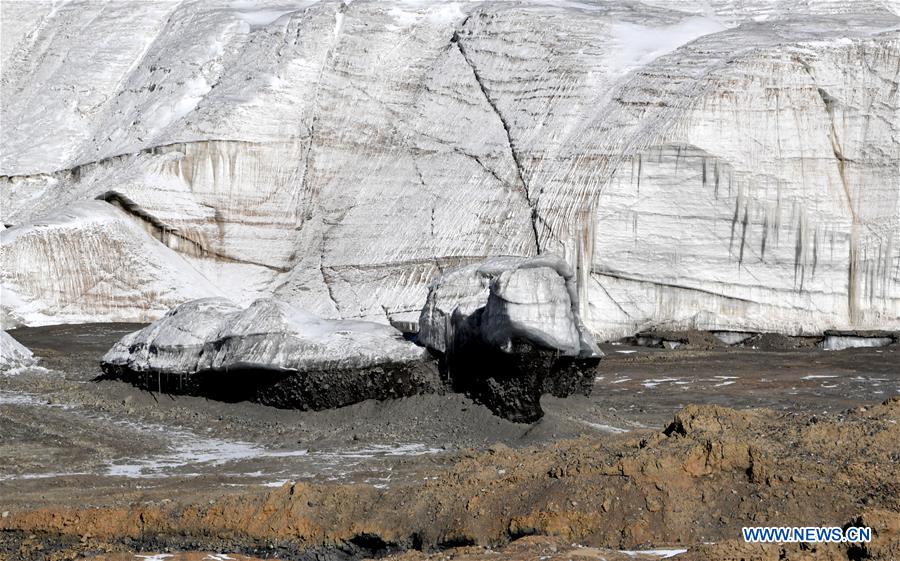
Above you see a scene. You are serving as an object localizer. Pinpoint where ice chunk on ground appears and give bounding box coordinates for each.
[818,331,896,351]
[418,255,602,422]
[0,331,36,374]
[102,298,438,411]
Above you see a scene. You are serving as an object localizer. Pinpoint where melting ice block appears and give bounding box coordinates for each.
[0,330,36,374]
[102,298,439,410]
[419,255,602,423]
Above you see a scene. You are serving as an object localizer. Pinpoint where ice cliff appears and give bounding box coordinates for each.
[2,0,898,338]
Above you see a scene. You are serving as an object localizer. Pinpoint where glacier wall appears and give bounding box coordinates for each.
[1,0,898,338]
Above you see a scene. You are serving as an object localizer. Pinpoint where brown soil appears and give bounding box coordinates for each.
[3,398,897,561]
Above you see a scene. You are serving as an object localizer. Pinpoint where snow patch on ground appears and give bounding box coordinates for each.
[0,389,441,483]
[104,436,308,478]
[104,428,441,479]
[607,16,727,75]
[572,417,630,433]
[234,9,295,27]
[619,549,688,559]
[146,75,211,134]
[641,377,680,388]
[0,390,70,408]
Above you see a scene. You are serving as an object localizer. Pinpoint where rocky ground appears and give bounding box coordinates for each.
[1,325,898,561]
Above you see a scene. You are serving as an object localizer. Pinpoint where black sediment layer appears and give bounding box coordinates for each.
[99,361,442,412]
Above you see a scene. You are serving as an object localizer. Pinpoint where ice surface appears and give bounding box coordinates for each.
[418,255,601,421]
[481,266,582,355]
[1,0,897,338]
[607,17,727,75]
[419,255,598,357]
[0,331,36,374]
[819,335,895,350]
[711,331,756,346]
[1,201,224,328]
[103,297,428,375]
[619,549,688,559]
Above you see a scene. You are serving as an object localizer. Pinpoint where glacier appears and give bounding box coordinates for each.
[2,0,898,339]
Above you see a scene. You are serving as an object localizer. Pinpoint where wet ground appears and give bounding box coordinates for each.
[0,324,898,560]
[594,341,899,427]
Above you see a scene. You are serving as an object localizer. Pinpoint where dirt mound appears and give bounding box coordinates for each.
[3,399,898,561]
[633,329,726,350]
[629,329,824,352]
[746,332,821,351]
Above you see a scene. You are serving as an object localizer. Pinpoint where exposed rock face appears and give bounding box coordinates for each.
[419,255,601,422]
[0,330,36,374]
[101,298,439,410]
[2,1,898,338]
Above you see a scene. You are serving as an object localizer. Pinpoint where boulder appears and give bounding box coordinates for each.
[0,330,36,374]
[419,255,601,422]
[101,298,440,410]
